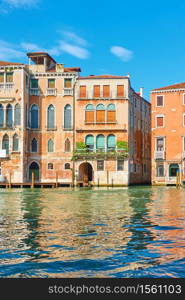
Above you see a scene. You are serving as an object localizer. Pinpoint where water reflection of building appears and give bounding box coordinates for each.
[35,189,133,264]
[147,188,185,264]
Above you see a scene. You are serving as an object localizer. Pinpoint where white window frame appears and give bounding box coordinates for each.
[155,136,165,151]
[183,93,185,105]
[156,95,164,107]
[156,114,165,128]
[183,113,185,127]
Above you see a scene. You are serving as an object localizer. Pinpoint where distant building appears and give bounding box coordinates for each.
[151,82,185,185]
[0,52,151,186]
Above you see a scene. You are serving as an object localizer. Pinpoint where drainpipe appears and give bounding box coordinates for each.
[72,75,77,187]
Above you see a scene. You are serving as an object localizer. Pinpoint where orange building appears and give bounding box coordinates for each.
[151,82,185,185]
[0,52,151,186]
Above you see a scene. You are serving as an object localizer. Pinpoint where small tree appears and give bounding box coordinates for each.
[117,141,128,151]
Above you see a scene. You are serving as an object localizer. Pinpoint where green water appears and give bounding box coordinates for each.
[0,186,185,277]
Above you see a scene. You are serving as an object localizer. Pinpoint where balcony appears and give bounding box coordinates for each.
[30,88,40,96]
[154,151,165,160]
[72,148,128,161]
[47,88,57,96]
[0,122,15,130]
[63,88,73,96]
[0,83,15,98]
[0,149,9,158]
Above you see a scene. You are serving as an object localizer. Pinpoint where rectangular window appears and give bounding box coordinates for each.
[26,75,29,88]
[94,85,100,97]
[0,73,4,83]
[85,111,94,123]
[107,110,116,122]
[30,79,38,89]
[64,78,72,88]
[183,94,185,105]
[117,85,124,97]
[156,95,164,107]
[117,160,124,171]
[156,137,164,151]
[97,160,104,171]
[80,86,86,98]
[48,79,55,88]
[156,116,164,127]
[103,85,110,98]
[6,72,13,83]
[156,164,164,177]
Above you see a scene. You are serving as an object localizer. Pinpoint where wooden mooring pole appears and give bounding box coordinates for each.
[31,172,35,188]
[56,171,58,188]
[9,172,11,189]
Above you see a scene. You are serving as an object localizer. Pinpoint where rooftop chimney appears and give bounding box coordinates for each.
[140,87,144,97]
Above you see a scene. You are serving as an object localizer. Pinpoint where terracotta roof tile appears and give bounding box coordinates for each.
[0,61,23,66]
[152,82,185,91]
[78,74,128,79]
[64,67,81,72]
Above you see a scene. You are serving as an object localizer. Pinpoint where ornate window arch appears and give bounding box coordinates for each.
[14,103,21,126]
[13,133,19,151]
[30,104,39,129]
[47,104,55,129]
[64,104,72,129]
[48,139,54,152]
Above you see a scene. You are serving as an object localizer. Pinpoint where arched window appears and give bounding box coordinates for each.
[0,104,4,128]
[6,104,13,128]
[13,134,19,151]
[48,139,54,152]
[107,134,116,151]
[47,104,55,129]
[107,104,116,122]
[29,161,39,181]
[65,163,70,170]
[64,104,72,129]
[96,104,105,123]
[48,163,54,170]
[85,134,94,151]
[14,103,21,126]
[169,164,179,177]
[30,104,39,129]
[85,104,94,123]
[65,138,71,152]
[2,134,9,154]
[31,138,38,152]
[96,134,105,151]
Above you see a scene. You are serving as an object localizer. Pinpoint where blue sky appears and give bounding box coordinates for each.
[0,0,185,99]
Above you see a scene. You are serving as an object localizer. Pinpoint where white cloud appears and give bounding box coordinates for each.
[3,0,38,7]
[0,40,24,60]
[21,42,44,52]
[59,41,90,59]
[62,31,88,47]
[110,46,133,62]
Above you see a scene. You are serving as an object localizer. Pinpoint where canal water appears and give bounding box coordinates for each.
[0,186,185,278]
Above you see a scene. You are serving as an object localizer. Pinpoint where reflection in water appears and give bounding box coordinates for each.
[0,186,185,277]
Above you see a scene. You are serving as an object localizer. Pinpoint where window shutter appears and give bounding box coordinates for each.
[64,105,72,129]
[107,111,116,122]
[96,110,105,122]
[157,117,163,127]
[107,135,116,148]
[0,73,4,83]
[157,96,163,106]
[94,85,100,97]
[96,135,105,149]
[86,135,94,145]
[6,72,13,83]
[48,79,55,88]
[80,86,86,98]
[117,85,124,97]
[85,111,94,123]
[103,85,110,97]
[64,79,72,88]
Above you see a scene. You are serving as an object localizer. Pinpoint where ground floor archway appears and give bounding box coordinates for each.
[78,162,93,184]
[29,161,40,181]
[169,163,179,177]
